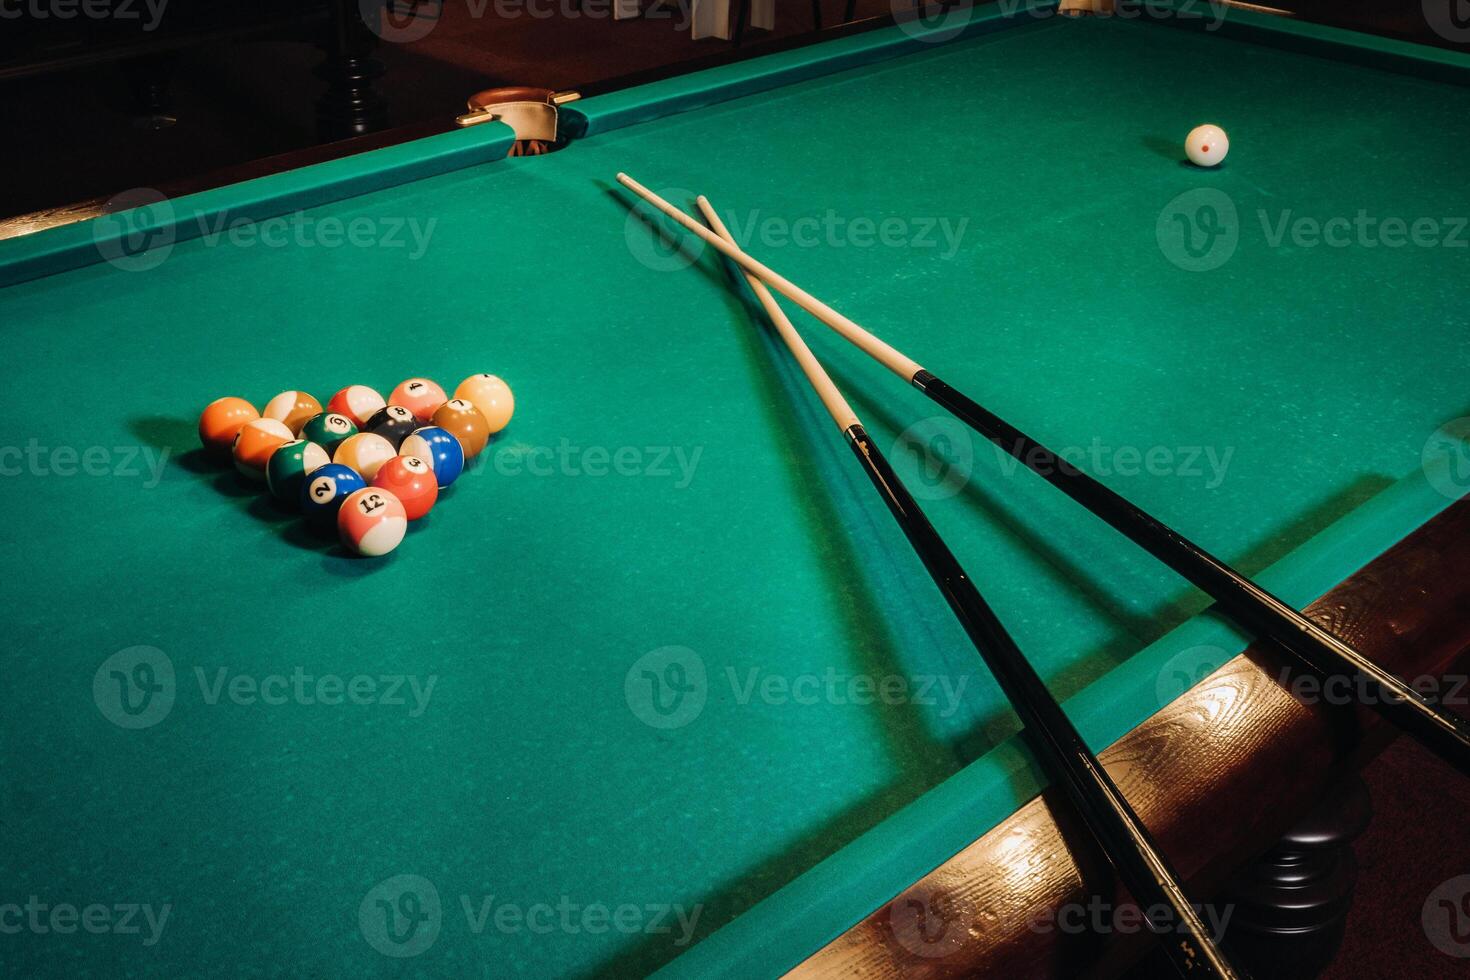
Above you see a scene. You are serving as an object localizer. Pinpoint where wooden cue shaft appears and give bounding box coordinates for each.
[694,199,858,432]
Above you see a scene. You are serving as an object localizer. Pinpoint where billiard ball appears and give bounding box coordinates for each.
[262,390,323,434]
[454,374,514,433]
[333,432,397,480]
[266,440,330,503]
[372,455,438,520]
[364,405,419,449]
[400,426,465,489]
[198,396,259,456]
[338,487,407,557]
[431,398,490,458]
[300,463,366,526]
[1185,124,1229,168]
[232,418,294,480]
[389,378,448,422]
[300,412,358,456]
[326,385,387,427]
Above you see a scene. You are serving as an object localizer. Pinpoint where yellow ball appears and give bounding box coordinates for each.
[333,432,397,481]
[454,374,515,433]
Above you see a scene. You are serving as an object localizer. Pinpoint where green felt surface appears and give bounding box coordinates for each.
[2,11,1469,979]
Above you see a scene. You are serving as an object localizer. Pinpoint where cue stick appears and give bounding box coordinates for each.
[616,172,1470,777]
[695,196,1243,980]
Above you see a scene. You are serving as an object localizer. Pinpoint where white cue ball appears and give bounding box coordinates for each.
[1185,124,1229,168]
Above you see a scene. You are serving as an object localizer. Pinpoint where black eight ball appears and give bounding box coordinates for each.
[364,404,419,449]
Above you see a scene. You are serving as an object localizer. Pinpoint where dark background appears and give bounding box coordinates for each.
[3,2,1469,976]
[0,0,1462,224]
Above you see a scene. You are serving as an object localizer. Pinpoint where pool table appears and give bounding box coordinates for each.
[2,4,1469,977]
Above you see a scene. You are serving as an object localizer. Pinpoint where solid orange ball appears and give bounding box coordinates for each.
[372,455,438,520]
[199,397,259,455]
[431,398,490,458]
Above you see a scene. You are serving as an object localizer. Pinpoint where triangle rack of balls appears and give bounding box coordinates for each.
[198,376,514,557]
